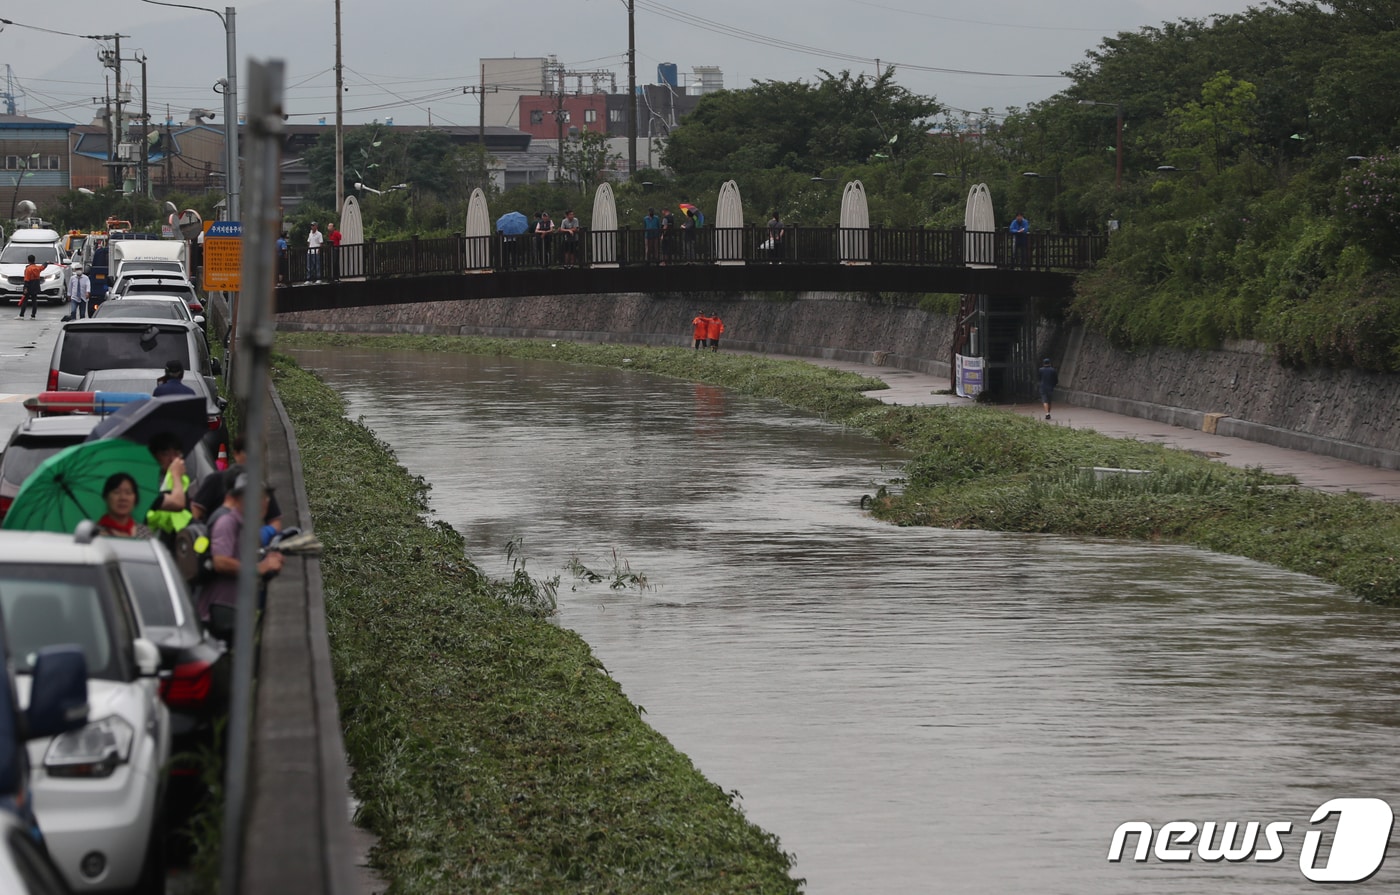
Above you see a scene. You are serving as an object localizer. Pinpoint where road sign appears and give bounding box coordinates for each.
[203,220,242,291]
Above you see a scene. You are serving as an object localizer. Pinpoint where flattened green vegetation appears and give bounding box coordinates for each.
[279,332,1400,604]
[272,355,802,895]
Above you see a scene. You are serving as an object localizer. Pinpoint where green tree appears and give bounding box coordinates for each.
[1167,70,1259,172]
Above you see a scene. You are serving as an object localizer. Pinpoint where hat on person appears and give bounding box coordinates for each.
[310,221,318,227]
[230,472,249,495]
[71,263,83,272]
[1042,358,1052,364]
[163,359,185,379]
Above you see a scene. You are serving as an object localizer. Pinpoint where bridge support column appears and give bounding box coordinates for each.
[966,293,1038,401]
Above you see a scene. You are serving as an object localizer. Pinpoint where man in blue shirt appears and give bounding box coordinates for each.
[1010,213,1029,266]
[154,359,197,397]
[643,209,661,263]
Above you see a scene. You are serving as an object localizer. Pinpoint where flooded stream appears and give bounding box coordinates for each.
[292,346,1400,893]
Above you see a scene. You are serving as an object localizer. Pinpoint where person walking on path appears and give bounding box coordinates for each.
[692,312,710,349]
[18,255,42,318]
[64,263,90,321]
[706,313,725,352]
[1010,213,1030,267]
[643,208,661,263]
[306,222,324,282]
[1038,358,1059,419]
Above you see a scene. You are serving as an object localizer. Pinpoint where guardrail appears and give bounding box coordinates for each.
[277,226,1108,285]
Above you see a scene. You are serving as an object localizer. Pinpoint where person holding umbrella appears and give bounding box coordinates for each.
[496,211,529,270]
[98,473,153,538]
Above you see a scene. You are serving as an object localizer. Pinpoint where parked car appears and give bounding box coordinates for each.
[107,275,201,316]
[0,393,162,524]
[0,416,102,526]
[0,613,89,845]
[46,319,219,394]
[91,295,202,326]
[0,810,77,894]
[0,525,170,894]
[78,369,226,452]
[0,229,67,305]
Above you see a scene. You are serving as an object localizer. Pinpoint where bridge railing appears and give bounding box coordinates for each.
[293,226,1108,284]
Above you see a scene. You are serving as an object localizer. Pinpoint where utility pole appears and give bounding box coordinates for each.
[334,0,344,214]
[464,72,499,189]
[138,52,149,196]
[627,0,637,176]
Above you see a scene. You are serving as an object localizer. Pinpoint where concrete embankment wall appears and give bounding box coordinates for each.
[277,292,1400,470]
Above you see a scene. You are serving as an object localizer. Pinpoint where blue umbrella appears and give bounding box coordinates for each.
[496,211,529,236]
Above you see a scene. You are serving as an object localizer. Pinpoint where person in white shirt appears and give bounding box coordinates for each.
[306,222,324,282]
[65,264,91,320]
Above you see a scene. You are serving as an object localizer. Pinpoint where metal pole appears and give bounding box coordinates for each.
[627,0,636,176]
[334,0,344,214]
[139,55,149,197]
[219,56,283,895]
[114,35,124,190]
[225,7,240,223]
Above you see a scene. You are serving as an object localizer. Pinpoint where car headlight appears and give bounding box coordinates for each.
[44,716,135,778]
[43,272,63,285]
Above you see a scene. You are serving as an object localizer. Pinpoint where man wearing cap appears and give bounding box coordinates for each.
[154,359,197,397]
[200,471,284,633]
[306,222,324,283]
[1039,357,1059,420]
[65,263,91,321]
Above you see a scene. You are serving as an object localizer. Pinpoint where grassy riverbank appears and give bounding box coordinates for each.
[271,355,802,894]
[279,331,1400,604]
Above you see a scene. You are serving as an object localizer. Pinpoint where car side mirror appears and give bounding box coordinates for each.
[25,645,89,739]
[194,315,206,326]
[133,638,160,677]
[210,357,222,375]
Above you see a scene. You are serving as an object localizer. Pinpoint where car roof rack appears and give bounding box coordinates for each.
[23,391,151,417]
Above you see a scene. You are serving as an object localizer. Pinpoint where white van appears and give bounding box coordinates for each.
[0,228,67,304]
[108,239,188,283]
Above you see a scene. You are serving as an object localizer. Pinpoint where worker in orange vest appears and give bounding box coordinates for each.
[692,312,710,350]
[705,313,724,352]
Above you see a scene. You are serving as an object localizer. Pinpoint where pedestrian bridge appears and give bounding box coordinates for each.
[274,180,1106,313]
[275,226,1105,312]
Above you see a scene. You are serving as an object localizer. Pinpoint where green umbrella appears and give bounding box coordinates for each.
[1,439,162,534]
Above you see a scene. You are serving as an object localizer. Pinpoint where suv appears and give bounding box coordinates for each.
[0,229,66,305]
[0,525,169,894]
[47,319,219,394]
[0,415,101,525]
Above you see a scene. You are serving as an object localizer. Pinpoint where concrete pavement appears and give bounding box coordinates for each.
[780,353,1400,503]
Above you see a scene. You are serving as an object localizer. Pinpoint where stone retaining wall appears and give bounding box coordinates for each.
[278,292,1400,470]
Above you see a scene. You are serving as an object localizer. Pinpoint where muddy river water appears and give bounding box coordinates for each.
[292,346,1400,893]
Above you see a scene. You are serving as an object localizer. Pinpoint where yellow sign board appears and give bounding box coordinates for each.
[202,221,242,291]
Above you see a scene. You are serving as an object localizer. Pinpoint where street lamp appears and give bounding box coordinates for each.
[139,1,238,222]
[1079,99,1123,190]
[1022,171,1060,232]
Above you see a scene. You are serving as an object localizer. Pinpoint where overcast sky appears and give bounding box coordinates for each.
[2,0,1271,130]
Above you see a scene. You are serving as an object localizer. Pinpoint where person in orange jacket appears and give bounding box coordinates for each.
[706,313,724,352]
[692,312,709,350]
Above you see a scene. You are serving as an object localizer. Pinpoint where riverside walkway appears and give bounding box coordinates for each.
[784,353,1400,502]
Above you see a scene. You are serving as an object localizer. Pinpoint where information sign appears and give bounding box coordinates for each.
[203,220,242,291]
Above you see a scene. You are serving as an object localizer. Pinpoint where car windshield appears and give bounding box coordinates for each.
[59,328,192,378]
[95,301,189,321]
[0,245,59,265]
[123,283,193,298]
[82,371,208,400]
[0,565,120,679]
[120,559,179,628]
[0,438,86,488]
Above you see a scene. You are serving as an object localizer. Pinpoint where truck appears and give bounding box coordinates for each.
[108,237,188,283]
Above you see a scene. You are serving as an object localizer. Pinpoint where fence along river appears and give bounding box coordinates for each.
[292,345,1400,894]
